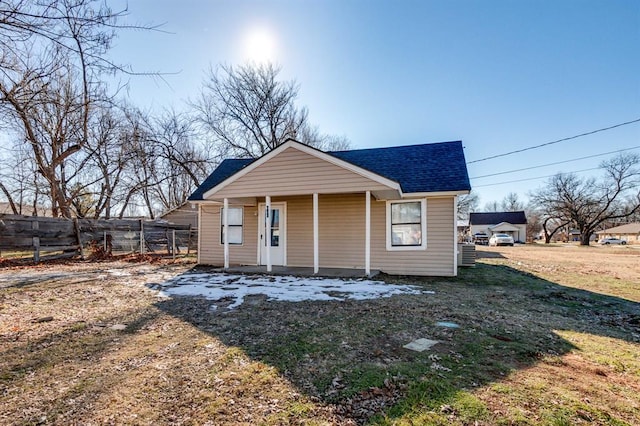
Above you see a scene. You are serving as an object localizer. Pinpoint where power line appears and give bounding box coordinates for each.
[470,146,640,180]
[467,118,640,164]
[473,167,600,188]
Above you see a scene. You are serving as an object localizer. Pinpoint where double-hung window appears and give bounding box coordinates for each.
[386,199,427,250]
[220,207,243,245]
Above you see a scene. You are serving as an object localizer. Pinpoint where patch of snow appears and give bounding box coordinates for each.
[156,273,432,310]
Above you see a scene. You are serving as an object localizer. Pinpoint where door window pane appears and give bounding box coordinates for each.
[270,209,280,246]
[271,229,280,247]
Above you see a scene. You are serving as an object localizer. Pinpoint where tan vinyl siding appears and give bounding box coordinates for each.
[199,204,258,266]
[198,194,456,276]
[371,197,455,276]
[311,194,455,276]
[284,196,314,266]
[318,194,365,268]
[212,147,392,198]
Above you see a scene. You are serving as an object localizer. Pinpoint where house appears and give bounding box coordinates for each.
[469,211,527,243]
[596,223,640,244]
[188,139,471,276]
[160,202,198,230]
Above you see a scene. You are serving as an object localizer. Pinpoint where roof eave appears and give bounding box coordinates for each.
[404,190,470,197]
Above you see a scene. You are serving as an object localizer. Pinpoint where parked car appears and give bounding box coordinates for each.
[489,233,514,246]
[599,237,627,245]
[473,232,489,245]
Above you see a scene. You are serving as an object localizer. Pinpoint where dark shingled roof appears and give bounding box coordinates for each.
[469,211,528,225]
[188,158,254,201]
[188,140,471,200]
[329,141,470,193]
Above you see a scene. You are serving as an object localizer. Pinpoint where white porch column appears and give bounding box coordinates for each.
[223,198,229,269]
[313,193,319,274]
[265,195,272,272]
[365,191,371,276]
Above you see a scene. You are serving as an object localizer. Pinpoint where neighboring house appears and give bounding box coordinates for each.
[188,139,471,276]
[160,202,198,230]
[596,223,640,244]
[469,211,527,243]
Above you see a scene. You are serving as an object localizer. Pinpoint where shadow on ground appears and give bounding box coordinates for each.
[154,262,640,424]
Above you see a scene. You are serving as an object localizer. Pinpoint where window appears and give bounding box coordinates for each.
[220,207,243,244]
[386,199,426,250]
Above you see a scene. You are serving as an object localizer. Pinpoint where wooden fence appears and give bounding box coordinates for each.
[0,214,197,262]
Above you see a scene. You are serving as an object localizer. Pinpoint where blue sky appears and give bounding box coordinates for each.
[110,0,640,207]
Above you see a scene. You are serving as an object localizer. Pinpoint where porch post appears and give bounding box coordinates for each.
[313,193,319,274]
[365,191,371,276]
[265,195,272,272]
[223,198,229,269]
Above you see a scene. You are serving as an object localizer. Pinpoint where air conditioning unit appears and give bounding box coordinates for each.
[458,243,475,267]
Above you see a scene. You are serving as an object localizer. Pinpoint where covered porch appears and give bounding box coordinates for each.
[215,190,386,276]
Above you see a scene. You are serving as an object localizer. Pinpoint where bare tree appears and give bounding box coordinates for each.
[457,191,479,220]
[145,108,210,213]
[193,62,350,160]
[0,0,158,218]
[0,56,88,217]
[530,153,640,245]
[105,107,211,218]
[524,207,543,242]
[483,200,500,212]
[296,124,351,151]
[501,192,524,212]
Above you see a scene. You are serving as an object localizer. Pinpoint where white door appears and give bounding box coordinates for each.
[259,203,286,266]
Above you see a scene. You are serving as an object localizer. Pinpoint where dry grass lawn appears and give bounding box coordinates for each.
[0,244,638,425]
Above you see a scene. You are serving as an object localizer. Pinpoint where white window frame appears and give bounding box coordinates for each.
[386,199,427,251]
[220,206,244,245]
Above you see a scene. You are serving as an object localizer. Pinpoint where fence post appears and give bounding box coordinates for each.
[172,230,176,261]
[73,218,84,260]
[186,225,192,255]
[32,219,40,263]
[103,230,107,253]
[140,219,145,254]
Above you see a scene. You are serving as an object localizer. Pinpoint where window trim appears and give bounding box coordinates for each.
[386,199,427,251]
[220,206,244,245]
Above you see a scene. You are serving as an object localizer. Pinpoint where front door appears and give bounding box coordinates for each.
[259,203,286,266]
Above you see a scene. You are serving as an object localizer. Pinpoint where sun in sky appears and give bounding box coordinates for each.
[241,26,277,63]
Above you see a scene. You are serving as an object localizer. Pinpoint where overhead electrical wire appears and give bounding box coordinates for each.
[473,167,601,188]
[470,146,640,180]
[466,118,640,164]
